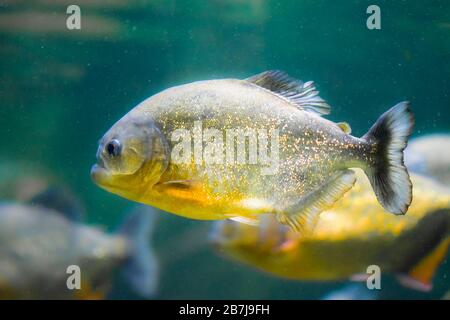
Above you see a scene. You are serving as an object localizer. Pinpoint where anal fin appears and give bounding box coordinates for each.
[154,179,209,205]
[277,169,356,234]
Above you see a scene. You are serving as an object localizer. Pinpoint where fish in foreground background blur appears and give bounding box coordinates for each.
[91,70,414,233]
[0,192,158,300]
[210,170,450,292]
[405,134,450,185]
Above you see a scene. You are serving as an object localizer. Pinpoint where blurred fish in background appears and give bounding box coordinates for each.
[209,131,450,299]
[0,185,159,299]
[405,134,450,185]
[321,283,378,300]
[210,170,450,293]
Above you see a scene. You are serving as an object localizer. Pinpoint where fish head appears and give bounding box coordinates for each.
[91,116,169,201]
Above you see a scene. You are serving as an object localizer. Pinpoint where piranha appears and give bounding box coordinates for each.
[91,70,414,233]
[210,170,450,292]
[0,190,158,300]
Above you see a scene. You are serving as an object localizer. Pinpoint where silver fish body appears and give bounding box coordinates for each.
[92,71,414,232]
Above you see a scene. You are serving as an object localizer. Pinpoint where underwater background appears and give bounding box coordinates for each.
[0,0,449,299]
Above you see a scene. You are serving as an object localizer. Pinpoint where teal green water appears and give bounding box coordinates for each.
[1,0,449,299]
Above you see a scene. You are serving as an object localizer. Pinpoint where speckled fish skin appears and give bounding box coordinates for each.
[91,71,414,232]
[210,171,450,292]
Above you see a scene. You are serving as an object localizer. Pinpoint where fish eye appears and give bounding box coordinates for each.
[106,139,122,158]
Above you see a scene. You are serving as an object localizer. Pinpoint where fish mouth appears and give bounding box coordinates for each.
[90,164,111,186]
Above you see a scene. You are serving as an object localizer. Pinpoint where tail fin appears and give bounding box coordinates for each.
[362,102,414,215]
[118,205,159,298]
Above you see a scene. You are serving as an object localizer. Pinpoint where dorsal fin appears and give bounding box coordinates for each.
[28,186,84,221]
[245,70,331,116]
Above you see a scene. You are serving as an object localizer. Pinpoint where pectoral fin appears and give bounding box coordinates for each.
[158,180,198,189]
[154,180,206,203]
[277,169,356,234]
[397,237,450,292]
